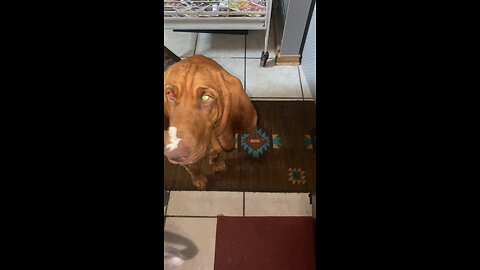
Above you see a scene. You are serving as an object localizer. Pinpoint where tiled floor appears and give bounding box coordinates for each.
[164,191,312,269]
[164,29,314,101]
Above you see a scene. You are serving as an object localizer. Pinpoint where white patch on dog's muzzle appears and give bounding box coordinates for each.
[166,126,182,151]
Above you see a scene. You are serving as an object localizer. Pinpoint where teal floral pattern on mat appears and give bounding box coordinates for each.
[240,128,270,159]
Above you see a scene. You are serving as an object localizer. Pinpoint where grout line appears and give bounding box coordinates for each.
[193,33,198,55]
[244,31,247,59]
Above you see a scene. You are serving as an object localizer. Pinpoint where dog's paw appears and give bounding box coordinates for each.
[192,176,208,191]
[212,160,226,173]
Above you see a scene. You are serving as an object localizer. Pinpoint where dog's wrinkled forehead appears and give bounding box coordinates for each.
[165,58,223,90]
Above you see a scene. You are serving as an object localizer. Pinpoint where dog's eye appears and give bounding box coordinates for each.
[166,88,175,100]
[201,94,212,102]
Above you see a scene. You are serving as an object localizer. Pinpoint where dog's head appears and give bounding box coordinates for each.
[164,55,257,165]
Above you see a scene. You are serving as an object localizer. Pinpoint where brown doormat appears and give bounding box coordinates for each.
[164,101,316,192]
[214,216,316,270]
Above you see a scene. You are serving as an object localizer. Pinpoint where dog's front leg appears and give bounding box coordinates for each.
[209,150,226,173]
[209,136,226,173]
[183,163,207,190]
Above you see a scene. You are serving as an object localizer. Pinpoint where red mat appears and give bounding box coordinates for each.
[214,216,315,270]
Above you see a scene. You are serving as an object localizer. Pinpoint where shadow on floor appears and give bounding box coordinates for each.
[164,230,199,260]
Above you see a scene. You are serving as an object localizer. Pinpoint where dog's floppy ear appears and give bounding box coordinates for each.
[164,70,171,131]
[215,69,257,152]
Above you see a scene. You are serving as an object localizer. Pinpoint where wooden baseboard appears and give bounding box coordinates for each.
[276,54,301,66]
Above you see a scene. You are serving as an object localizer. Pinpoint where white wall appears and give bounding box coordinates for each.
[280,0,312,55]
[300,3,316,102]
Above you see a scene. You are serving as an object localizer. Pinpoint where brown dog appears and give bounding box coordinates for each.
[164,55,257,190]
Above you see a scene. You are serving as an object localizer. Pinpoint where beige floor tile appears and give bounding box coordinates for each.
[245,59,303,98]
[244,192,312,216]
[164,30,197,58]
[211,58,245,87]
[299,66,314,99]
[196,33,245,58]
[245,29,276,59]
[166,191,243,216]
[164,217,217,270]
